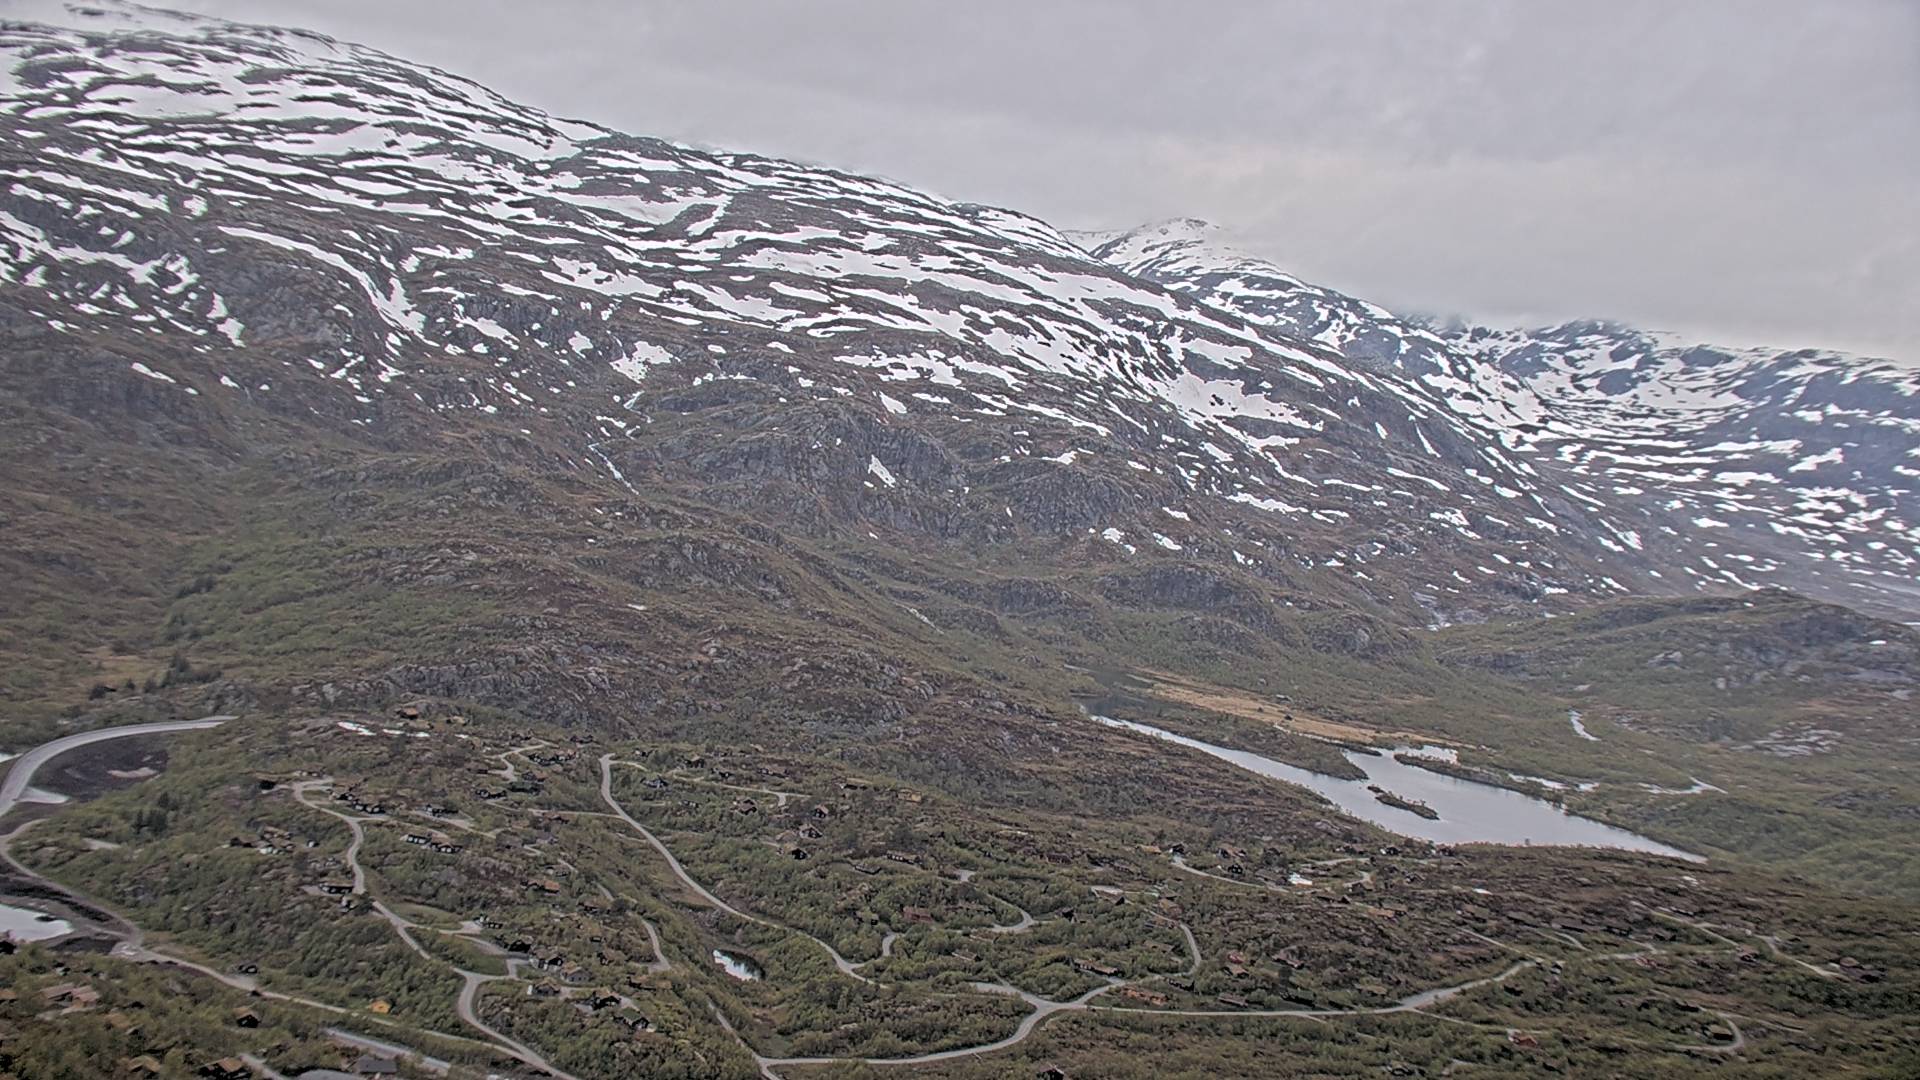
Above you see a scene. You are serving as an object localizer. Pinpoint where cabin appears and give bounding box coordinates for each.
[353,1055,400,1076]
[231,1006,260,1028]
[119,1056,163,1077]
[901,906,936,925]
[197,1060,250,1080]
[367,999,392,1015]
[42,983,101,1008]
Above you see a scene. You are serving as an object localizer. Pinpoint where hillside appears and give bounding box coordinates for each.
[1081,219,1920,623]
[0,4,1916,1079]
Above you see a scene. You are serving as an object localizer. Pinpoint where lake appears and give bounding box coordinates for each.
[0,902,73,942]
[1091,715,1700,861]
[712,948,764,981]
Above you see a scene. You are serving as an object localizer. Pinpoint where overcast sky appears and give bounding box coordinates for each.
[167,0,1919,359]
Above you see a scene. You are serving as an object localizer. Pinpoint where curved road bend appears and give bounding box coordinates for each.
[1,723,577,1080]
[290,780,582,1080]
[0,717,231,821]
[598,754,876,982]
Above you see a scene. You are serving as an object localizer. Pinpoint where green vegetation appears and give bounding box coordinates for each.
[2,379,1916,1078]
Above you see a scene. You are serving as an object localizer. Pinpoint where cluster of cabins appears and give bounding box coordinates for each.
[18,981,401,1080]
[402,832,463,855]
[223,824,313,855]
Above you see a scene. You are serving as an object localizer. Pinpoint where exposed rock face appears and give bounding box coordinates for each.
[1082,221,1919,621]
[0,0,1914,676]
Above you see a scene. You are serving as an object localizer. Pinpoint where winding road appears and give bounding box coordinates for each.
[598,754,877,982]
[0,719,540,1076]
[289,778,582,1080]
[3,725,1778,1079]
[0,717,230,820]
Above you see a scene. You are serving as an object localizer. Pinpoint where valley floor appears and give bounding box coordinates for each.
[2,710,1913,1079]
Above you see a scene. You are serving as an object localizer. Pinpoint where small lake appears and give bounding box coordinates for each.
[0,901,73,942]
[1092,715,1699,861]
[712,949,764,981]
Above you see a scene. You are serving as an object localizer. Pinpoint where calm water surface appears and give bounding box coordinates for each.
[0,902,73,942]
[712,949,764,981]
[1092,715,1699,861]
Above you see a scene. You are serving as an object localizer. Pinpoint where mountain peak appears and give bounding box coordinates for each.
[1131,216,1220,240]
[3,0,1916,625]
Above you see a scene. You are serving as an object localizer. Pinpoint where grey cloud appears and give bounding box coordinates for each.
[162,0,1919,358]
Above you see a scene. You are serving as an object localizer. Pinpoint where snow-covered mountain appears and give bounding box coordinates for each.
[1080,220,1920,621]
[2,1,1914,624]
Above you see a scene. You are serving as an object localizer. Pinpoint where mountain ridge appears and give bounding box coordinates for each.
[3,7,1919,1079]
[0,0,1914,684]
[1077,219,1919,622]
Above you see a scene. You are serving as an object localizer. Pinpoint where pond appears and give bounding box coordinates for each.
[712,949,764,981]
[1091,715,1699,861]
[0,902,73,942]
